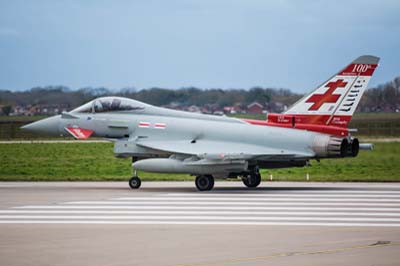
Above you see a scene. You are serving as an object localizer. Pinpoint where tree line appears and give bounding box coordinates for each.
[0,76,399,115]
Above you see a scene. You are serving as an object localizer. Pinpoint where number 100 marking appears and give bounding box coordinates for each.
[352,64,370,73]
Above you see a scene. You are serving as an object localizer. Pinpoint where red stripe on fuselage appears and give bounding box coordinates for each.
[154,123,166,129]
[139,122,150,128]
[242,114,351,136]
[266,114,352,127]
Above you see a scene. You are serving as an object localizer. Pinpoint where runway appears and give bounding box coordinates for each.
[0,181,400,265]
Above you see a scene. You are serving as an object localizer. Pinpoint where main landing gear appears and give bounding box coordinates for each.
[242,168,262,188]
[195,175,214,191]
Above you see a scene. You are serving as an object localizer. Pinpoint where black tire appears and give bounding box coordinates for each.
[195,175,214,191]
[129,176,141,189]
[243,173,261,188]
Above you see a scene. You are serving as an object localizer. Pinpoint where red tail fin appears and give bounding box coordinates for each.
[244,55,380,136]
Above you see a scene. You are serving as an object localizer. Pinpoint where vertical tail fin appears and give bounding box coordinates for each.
[284,55,380,127]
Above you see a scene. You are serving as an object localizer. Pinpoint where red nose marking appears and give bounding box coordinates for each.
[306,79,347,111]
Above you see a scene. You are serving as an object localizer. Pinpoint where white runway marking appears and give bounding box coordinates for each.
[1,215,400,222]
[63,201,400,206]
[2,190,400,226]
[118,194,400,199]
[111,197,400,202]
[0,221,400,227]
[167,191,400,195]
[14,205,400,211]
[1,210,400,216]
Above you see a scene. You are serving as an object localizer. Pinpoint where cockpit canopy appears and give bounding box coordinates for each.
[71,97,147,113]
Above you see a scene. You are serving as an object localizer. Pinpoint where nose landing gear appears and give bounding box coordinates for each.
[129,176,141,189]
[129,166,141,189]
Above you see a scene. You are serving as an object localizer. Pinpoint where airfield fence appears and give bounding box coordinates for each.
[0,121,42,139]
[350,120,400,136]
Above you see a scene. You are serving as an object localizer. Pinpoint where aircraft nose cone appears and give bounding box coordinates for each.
[21,115,61,136]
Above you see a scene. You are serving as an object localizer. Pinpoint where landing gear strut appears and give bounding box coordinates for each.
[195,175,214,191]
[242,168,261,188]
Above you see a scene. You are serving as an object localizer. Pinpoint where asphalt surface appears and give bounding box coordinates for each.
[0,181,400,266]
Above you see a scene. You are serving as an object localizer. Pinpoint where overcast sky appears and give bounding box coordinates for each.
[0,0,399,92]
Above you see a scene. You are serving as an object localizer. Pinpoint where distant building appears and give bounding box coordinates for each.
[200,107,210,114]
[164,102,181,110]
[223,106,237,114]
[265,101,287,113]
[11,105,28,116]
[213,110,224,116]
[10,104,69,116]
[187,105,201,113]
[247,102,264,114]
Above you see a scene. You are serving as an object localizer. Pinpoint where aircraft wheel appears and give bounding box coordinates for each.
[129,176,141,189]
[243,173,261,188]
[195,175,214,191]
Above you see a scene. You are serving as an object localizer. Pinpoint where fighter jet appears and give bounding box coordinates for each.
[22,55,379,191]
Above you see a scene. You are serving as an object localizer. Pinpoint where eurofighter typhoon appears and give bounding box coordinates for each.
[22,55,379,191]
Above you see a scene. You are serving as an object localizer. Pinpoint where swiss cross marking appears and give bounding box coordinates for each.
[306,79,347,111]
